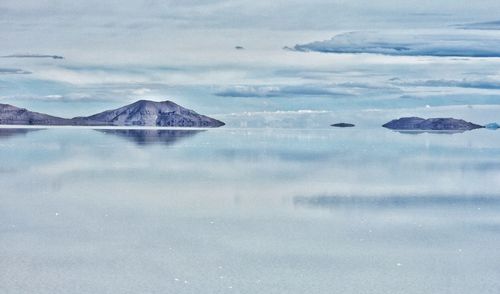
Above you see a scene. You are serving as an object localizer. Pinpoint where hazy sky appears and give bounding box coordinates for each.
[1,0,500,122]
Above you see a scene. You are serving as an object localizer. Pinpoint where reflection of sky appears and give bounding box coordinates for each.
[2,128,500,198]
[1,128,500,293]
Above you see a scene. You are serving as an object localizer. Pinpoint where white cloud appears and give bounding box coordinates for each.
[131,88,152,95]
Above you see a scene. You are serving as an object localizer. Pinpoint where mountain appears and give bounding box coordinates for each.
[383,117,484,131]
[72,100,225,127]
[0,100,225,127]
[0,103,72,125]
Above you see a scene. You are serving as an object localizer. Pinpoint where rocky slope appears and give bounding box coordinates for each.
[0,104,71,125]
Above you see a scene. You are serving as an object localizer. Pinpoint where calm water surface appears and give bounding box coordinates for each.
[1,127,500,294]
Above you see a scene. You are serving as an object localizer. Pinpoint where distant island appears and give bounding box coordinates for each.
[331,123,355,127]
[486,123,500,130]
[383,117,484,131]
[0,100,225,127]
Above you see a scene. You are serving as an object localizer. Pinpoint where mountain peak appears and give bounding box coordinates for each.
[134,99,172,104]
[127,99,179,110]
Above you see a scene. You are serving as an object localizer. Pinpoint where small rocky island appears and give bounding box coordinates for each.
[0,100,225,127]
[331,123,355,127]
[383,117,484,131]
[0,104,72,125]
[486,123,500,130]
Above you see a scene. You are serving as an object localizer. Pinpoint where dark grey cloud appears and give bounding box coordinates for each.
[457,20,500,30]
[292,31,500,57]
[0,67,31,74]
[2,54,63,59]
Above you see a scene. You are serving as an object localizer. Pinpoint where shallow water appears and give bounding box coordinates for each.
[1,127,500,294]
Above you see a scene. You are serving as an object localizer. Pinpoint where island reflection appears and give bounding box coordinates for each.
[95,129,204,146]
[0,128,44,139]
[391,130,467,135]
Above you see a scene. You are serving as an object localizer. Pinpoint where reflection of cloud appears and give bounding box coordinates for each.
[293,31,500,57]
[215,85,353,97]
[295,195,500,209]
[96,129,204,146]
[0,68,31,74]
[216,110,338,128]
[2,54,63,59]
[395,79,500,90]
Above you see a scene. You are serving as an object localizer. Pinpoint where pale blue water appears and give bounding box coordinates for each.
[1,127,500,294]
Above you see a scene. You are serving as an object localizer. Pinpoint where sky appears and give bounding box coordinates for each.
[1,0,500,126]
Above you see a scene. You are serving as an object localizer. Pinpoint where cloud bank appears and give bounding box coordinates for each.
[293,31,500,57]
[215,85,353,98]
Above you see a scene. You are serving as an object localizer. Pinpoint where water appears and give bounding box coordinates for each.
[1,127,500,294]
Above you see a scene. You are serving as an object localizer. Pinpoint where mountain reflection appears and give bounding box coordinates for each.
[0,128,43,139]
[96,129,204,146]
[392,130,467,135]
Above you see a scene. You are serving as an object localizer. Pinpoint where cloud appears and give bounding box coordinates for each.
[42,94,63,100]
[0,68,31,74]
[292,31,500,57]
[397,79,500,89]
[214,85,353,97]
[131,88,152,95]
[457,20,500,30]
[294,195,500,209]
[2,54,63,59]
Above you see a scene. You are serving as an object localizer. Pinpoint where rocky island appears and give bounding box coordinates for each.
[485,123,500,130]
[0,100,225,127]
[0,103,72,125]
[331,123,355,127]
[383,117,484,131]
